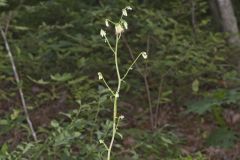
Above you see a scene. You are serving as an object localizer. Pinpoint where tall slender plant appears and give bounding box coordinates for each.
[98,6,147,160]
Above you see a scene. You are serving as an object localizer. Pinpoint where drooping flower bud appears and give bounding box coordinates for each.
[98,72,103,80]
[126,6,132,10]
[100,29,106,37]
[99,139,104,144]
[122,8,127,16]
[122,20,128,30]
[105,19,109,27]
[141,52,148,59]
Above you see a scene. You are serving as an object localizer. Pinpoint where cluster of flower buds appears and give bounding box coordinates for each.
[98,6,148,95]
[100,6,133,37]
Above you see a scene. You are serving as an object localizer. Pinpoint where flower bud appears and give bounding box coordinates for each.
[100,29,106,37]
[98,72,103,80]
[119,115,125,120]
[122,20,128,30]
[126,6,132,10]
[99,139,104,144]
[115,24,124,34]
[105,19,109,27]
[122,9,127,16]
[141,52,148,59]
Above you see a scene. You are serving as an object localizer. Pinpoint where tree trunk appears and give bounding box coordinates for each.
[209,0,222,31]
[217,0,240,46]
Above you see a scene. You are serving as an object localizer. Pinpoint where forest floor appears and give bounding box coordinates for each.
[121,101,240,160]
[1,98,240,160]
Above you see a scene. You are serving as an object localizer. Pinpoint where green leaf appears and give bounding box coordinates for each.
[73,132,81,137]
[186,98,221,115]
[0,0,7,6]
[22,143,34,154]
[192,79,199,93]
[162,90,172,97]
[0,120,9,125]
[161,136,173,145]
[1,143,8,153]
[12,25,29,31]
[50,73,73,82]
[28,76,50,85]
[68,76,87,85]
[212,105,226,126]
[116,132,123,139]
[51,120,59,128]
[224,89,240,104]
[206,127,237,148]
[10,109,20,120]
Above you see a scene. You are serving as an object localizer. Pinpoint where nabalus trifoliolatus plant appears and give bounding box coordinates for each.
[98,6,147,160]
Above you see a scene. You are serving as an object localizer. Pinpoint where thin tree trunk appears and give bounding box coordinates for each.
[0,26,38,141]
[209,0,222,31]
[217,0,240,46]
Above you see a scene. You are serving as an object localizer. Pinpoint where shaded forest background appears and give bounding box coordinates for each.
[1,0,240,159]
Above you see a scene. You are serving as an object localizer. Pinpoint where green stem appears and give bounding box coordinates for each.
[107,34,121,160]
[106,19,116,25]
[122,52,142,80]
[104,36,115,54]
[102,76,115,95]
[115,117,121,130]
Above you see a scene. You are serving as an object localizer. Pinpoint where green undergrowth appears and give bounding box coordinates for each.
[0,0,239,159]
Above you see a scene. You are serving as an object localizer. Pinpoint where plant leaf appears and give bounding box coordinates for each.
[192,79,199,93]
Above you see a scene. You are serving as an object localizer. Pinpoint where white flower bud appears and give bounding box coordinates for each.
[122,9,127,16]
[115,92,119,98]
[99,139,104,144]
[141,52,148,59]
[115,24,124,34]
[100,29,106,37]
[119,115,124,120]
[98,72,103,80]
[126,6,132,10]
[122,20,128,30]
[105,19,109,27]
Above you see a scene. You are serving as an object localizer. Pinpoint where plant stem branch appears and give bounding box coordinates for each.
[123,35,154,129]
[104,36,115,54]
[102,76,115,95]
[154,77,164,128]
[122,52,142,80]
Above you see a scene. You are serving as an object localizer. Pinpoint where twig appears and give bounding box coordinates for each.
[0,26,38,141]
[144,35,154,129]
[123,35,154,129]
[4,12,12,34]
[154,77,164,128]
